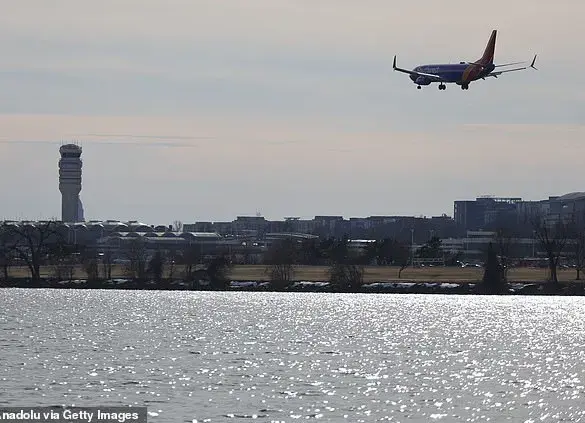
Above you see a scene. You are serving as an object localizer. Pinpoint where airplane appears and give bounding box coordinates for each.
[392,30,537,90]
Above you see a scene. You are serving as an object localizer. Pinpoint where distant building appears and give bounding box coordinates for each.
[454,196,522,231]
[455,192,585,234]
[546,192,585,226]
[58,144,84,223]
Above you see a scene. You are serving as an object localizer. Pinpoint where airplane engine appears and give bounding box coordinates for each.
[415,76,431,86]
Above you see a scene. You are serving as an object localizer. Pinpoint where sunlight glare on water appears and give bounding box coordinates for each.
[1,290,585,422]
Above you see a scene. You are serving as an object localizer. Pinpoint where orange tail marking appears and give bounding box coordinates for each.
[480,30,497,64]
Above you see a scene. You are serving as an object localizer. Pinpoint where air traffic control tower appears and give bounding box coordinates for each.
[58,144,85,222]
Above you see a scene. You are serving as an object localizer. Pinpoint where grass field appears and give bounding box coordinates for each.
[230,265,576,282]
[5,264,580,283]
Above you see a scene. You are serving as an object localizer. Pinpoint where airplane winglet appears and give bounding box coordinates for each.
[393,55,397,70]
[530,54,538,70]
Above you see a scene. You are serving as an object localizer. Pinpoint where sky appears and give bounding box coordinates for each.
[0,0,584,223]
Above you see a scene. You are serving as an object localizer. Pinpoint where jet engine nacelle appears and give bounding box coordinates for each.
[415,76,431,86]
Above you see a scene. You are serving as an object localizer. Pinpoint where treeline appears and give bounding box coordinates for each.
[0,221,453,291]
[263,236,454,291]
[2,215,585,294]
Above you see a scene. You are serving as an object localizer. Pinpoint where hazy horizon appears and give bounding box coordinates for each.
[1,1,583,223]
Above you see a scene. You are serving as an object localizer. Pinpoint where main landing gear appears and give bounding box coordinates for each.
[438,84,446,90]
[417,85,421,89]
[461,84,469,90]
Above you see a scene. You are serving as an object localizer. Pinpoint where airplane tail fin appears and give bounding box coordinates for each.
[479,30,497,64]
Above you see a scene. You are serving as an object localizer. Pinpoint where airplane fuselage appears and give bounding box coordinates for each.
[410,63,496,85]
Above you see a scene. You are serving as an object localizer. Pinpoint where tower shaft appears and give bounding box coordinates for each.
[58,144,83,223]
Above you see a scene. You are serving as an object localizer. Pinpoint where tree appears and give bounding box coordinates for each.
[573,231,585,280]
[166,249,179,282]
[567,221,585,280]
[49,242,77,282]
[416,236,442,259]
[367,238,410,278]
[181,244,202,283]
[299,238,324,265]
[532,215,570,290]
[328,261,364,292]
[478,242,507,294]
[83,255,100,282]
[264,238,297,290]
[124,238,149,281]
[147,250,165,284]
[0,227,13,282]
[206,254,232,290]
[326,237,350,264]
[492,227,517,282]
[326,238,364,292]
[393,241,411,279]
[368,238,394,265]
[100,250,114,280]
[2,221,64,285]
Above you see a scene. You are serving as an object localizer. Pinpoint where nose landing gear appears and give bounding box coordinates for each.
[438,84,446,90]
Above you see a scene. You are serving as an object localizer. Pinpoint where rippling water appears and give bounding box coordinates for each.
[1,289,585,422]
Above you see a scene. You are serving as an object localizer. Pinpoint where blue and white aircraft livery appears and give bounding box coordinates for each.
[393,30,537,90]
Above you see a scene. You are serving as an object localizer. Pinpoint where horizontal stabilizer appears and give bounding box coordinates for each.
[494,61,526,67]
[486,54,538,77]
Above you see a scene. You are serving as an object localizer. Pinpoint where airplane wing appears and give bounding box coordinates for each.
[485,55,538,78]
[392,56,448,83]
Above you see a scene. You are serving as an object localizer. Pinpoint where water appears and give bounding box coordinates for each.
[1,289,585,422]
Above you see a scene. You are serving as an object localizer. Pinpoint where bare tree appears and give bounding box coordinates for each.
[532,215,570,289]
[101,250,114,280]
[264,238,297,290]
[75,246,99,282]
[326,239,364,292]
[492,227,517,281]
[0,226,13,282]
[368,238,410,278]
[124,238,149,281]
[205,253,232,290]
[393,241,411,279]
[83,256,100,282]
[166,249,178,282]
[568,222,585,280]
[181,244,202,282]
[2,221,64,285]
[49,243,77,282]
[328,262,364,292]
[573,234,585,280]
[147,250,165,284]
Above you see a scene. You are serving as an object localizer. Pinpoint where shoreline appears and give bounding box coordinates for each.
[1,278,581,295]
